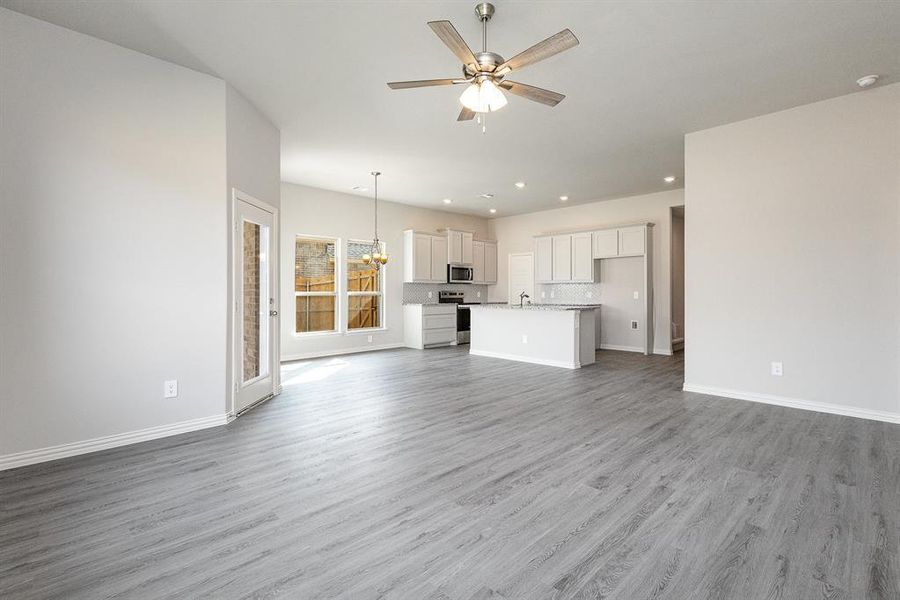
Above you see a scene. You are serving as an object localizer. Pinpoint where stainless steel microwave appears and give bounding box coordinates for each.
[447,264,474,283]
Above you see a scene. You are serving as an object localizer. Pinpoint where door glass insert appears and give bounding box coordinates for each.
[243,220,270,382]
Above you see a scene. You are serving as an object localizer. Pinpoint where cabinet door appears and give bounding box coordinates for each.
[448,230,462,263]
[535,237,553,282]
[472,241,485,283]
[552,235,572,282]
[571,232,594,282]
[431,236,448,282]
[461,231,474,265]
[484,242,498,284]
[593,229,618,258]
[618,226,646,256]
[413,233,432,282]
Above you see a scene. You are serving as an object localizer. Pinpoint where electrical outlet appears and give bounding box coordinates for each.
[771,361,783,376]
[633,291,639,300]
[164,380,178,398]
[550,290,555,299]
[367,335,373,343]
[631,320,639,330]
[521,334,528,344]
[476,291,481,298]
[586,291,593,299]
[541,291,546,298]
[428,291,433,299]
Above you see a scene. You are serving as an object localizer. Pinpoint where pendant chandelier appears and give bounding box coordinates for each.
[362,171,388,269]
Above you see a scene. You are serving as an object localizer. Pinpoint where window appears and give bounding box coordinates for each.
[295,236,337,333]
[347,240,383,330]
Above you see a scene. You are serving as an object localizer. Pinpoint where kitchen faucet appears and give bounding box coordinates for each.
[519,291,530,307]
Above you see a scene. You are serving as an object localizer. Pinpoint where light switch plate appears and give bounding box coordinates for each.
[521,334,528,344]
[541,291,546,298]
[428,291,433,299]
[633,291,639,300]
[164,380,178,398]
[771,361,783,376]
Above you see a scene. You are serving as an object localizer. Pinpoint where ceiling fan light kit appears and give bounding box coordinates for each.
[387,2,579,127]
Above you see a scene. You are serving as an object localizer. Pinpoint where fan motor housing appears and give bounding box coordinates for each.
[464,51,505,76]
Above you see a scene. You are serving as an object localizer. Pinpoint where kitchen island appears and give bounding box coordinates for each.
[469,304,601,369]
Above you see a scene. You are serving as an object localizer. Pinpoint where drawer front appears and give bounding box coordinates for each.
[423,327,456,346]
[422,304,456,316]
[423,314,456,330]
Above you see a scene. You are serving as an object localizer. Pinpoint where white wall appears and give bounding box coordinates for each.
[684,83,900,421]
[488,189,685,354]
[0,8,230,460]
[0,9,283,466]
[280,183,489,359]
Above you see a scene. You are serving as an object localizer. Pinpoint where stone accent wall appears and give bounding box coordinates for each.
[243,221,260,381]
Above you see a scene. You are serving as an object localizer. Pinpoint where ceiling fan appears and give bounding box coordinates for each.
[387,2,579,123]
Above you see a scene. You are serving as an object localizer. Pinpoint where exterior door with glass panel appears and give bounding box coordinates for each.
[235,198,276,413]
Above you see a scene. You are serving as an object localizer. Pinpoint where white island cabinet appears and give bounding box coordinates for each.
[468,304,600,369]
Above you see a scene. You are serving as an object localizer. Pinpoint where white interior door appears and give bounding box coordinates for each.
[508,253,535,305]
[234,196,276,413]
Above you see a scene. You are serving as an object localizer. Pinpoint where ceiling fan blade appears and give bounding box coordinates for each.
[498,80,566,107]
[495,29,579,74]
[387,78,458,89]
[457,107,476,121]
[428,20,477,67]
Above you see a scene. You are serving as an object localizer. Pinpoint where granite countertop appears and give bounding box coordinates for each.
[469,303,602,311]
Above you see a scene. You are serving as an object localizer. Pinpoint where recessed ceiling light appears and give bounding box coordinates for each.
[559,195,569,201]
[442,198,452,204]
[489,208,497,214]
[514,182,526,189]
[663,176,677,184]
[352,186,368,192]
[479,193,494,199]
[856,74,879,88]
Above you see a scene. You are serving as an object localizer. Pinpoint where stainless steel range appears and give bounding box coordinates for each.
[438,291,480,344]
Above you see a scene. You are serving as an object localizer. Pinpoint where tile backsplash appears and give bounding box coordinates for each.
[536,282,603,304]
[402,283,489,304]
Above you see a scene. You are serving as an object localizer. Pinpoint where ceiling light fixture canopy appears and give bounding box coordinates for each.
[361,171,388,269]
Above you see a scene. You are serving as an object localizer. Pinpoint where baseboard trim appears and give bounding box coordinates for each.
[0,414,229,471]
[469,349,579,369]
[682,383,900,424]
[281,343,405,362]
[599,344,673,356]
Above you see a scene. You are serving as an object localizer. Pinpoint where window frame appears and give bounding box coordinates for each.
[345,238,386,333]
[294,234,340,336]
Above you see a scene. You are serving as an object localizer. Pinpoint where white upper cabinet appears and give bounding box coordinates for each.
[592,225,647,259]
[552,235,572,282]
[571,232,594,282]
[404,229,446,283]
[535,236,553,283]
[448,230,462,263]
[447,229,474,265]
[461,231,474,264]
[618,226,646,256]
[592,229,619,259]
[484,242,498,284]
[472,240,485,283]
[431,235,448,282]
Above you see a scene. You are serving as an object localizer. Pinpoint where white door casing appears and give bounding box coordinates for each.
[233,191,278,414]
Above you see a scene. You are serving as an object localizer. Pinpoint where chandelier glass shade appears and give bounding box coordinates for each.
[361,171,388,269]
[460,79,508,113]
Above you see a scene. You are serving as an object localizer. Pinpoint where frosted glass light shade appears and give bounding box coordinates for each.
[460,80,508,113]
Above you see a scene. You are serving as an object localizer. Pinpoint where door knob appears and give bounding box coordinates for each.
[270,310,279,316]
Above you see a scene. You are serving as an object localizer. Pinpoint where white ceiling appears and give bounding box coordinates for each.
[4,1,899,216]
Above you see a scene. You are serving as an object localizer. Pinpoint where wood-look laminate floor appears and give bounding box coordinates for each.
[1,348,898,599]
